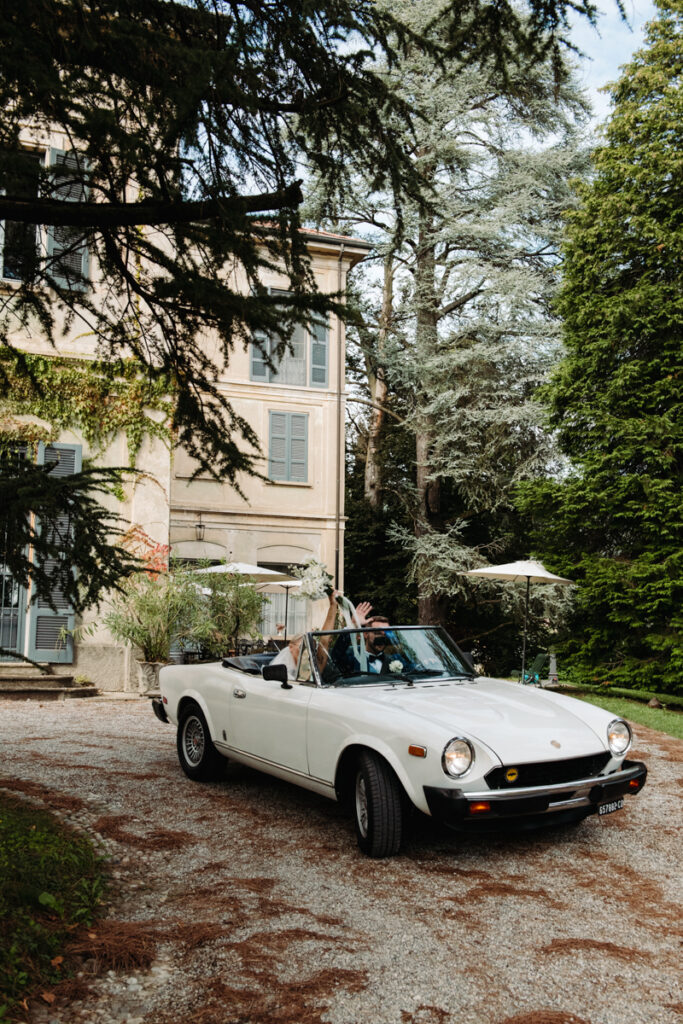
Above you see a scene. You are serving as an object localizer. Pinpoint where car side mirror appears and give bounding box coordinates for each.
[262,663,292,689]
[461,651,475,673]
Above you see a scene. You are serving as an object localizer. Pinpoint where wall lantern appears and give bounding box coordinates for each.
[195,514,205,542]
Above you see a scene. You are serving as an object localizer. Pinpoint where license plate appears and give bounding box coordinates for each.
[598,798,624,816]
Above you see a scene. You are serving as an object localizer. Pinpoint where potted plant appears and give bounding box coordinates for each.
[103,566,207,691]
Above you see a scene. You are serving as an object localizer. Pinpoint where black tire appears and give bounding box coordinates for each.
[176,703,225,781]
[353,750,403,858]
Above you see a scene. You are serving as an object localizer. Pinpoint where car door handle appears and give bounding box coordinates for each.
[233,688,246,699]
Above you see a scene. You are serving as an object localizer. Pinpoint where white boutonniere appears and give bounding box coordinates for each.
[389,660,403,674]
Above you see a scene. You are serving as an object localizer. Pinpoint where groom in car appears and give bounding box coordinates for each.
[329,609,411,677]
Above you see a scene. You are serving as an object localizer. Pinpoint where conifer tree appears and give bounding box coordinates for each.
[518,0,683,693]
[1,0,602,481]
[312,0,588,641]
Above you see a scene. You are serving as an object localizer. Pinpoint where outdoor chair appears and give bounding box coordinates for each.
[520,652,548,684]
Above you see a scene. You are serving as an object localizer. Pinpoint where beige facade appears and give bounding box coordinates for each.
[168,233,370,643]
[0,126,370,688]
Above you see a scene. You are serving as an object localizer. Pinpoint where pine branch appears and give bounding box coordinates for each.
[0,184,304,228]
[346,396,406,425]
[437,282,486,320]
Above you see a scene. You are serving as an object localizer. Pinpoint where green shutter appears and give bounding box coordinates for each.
[269,412,308,482]
[269,411,289,480]
[26,443,81,664]
[47,149,89,289]
[310,317,329,387]
[289,414,308,481]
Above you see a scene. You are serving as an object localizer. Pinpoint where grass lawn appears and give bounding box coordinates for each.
[0,793,105,1019]
[573,693,683,741]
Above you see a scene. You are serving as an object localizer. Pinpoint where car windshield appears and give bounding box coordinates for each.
[307,626,473,686]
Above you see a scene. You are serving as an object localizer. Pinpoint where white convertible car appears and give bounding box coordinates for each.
[153,626,647,857]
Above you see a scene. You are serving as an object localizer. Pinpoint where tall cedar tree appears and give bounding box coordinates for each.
[517,0,683,694]
[310,0,587,668]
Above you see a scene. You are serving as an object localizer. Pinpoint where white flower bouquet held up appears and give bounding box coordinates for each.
[290,557,334,601]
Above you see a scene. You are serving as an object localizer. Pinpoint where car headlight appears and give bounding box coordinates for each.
[442,737,474,778]
[607,718,632,756]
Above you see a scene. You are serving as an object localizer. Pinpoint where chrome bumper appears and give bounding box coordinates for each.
[424,759,647,826]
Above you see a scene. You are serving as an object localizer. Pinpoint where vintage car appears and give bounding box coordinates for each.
[153,625,647,857]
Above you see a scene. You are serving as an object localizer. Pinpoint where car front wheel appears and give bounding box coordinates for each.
[354,750,403,858]
[177,704,225,782]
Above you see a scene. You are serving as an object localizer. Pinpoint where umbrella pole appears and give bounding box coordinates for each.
[520,576,530,683]
[284,587,289,645]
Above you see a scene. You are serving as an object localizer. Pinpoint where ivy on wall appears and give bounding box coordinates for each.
[0,352,172,464]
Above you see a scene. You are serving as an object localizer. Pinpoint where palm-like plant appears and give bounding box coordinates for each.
[103,567,207,663]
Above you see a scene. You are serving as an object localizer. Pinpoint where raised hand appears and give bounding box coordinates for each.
[353,601,373,627]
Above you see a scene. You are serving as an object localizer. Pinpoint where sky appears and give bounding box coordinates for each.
[568,0,657,124]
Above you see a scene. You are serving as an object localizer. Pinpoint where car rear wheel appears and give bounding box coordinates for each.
[177,704,225,781]
[353,750,403,858]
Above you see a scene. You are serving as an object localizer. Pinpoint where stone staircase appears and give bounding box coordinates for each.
[0,663,99,700]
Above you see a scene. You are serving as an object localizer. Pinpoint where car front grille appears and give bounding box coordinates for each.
[485,752,612,790]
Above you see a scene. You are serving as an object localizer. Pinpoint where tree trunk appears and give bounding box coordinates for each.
[414,204,447,626]
[364,255,393,507]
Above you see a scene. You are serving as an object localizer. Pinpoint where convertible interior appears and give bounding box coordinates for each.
[222,653,277,674]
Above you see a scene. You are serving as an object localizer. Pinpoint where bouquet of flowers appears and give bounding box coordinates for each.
[291,557,334,601]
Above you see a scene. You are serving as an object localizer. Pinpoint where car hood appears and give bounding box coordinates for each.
[346,677,608,763]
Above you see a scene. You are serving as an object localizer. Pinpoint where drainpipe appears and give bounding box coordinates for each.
[334,243,345,589]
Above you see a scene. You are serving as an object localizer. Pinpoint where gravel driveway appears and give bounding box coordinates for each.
[2,696,681,1024]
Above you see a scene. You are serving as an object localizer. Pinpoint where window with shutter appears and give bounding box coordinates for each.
[26,442,81,664]
[268,411,308,482]
[250,289,322,388]
[47,149,89,289]
[0,151,42,282]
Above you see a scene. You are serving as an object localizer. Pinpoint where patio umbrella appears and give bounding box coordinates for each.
[462,559,573,684]
[192,562,294,583]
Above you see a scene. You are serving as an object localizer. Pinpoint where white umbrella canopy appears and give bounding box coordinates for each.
[192,562,295,583]
[463,559,573,586]
[462,559,574,683]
